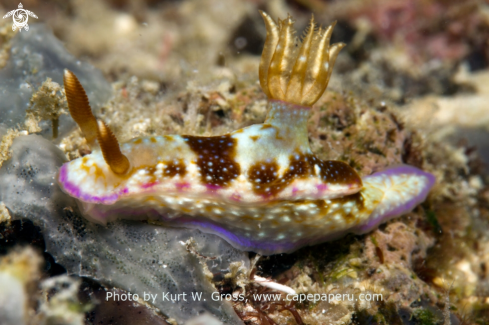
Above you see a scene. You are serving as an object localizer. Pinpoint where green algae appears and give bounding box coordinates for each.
[412,308,440,325]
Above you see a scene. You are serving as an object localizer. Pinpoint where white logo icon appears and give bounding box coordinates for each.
[3,3,38,32]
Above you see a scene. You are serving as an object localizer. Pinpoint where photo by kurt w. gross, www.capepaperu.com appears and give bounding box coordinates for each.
[105,289,383,305]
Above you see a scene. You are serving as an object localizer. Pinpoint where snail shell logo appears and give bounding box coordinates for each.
[3,3,38,32]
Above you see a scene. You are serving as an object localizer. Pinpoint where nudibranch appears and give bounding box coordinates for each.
[58,12,435,255]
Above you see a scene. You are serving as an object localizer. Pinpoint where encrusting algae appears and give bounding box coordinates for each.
[58,12,434,255]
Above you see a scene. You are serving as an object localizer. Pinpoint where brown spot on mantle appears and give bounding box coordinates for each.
[163,159,186,178]
[248,154,361,197]
[248,154,313,197]
[318,160,362,187]
[183,135,240,187]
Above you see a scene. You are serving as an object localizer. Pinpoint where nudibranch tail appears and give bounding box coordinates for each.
[63,69,99,147]
[259,11,344,107]
[354,165,436,234]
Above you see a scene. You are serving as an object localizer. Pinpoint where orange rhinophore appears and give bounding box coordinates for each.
[63,70,99,146]
[96,120,131,175]
[64,70,130,175]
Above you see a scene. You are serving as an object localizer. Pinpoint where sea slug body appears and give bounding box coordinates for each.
[58,12,435,255]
